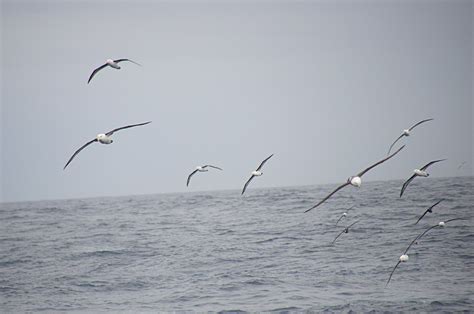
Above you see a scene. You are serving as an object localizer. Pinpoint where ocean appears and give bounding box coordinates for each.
[1,176,473,312]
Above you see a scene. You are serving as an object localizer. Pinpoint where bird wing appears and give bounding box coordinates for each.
[386,261,401,287]
[357,145,405,177]
[404,225,440,255]
[186,169,199,187]
[256,154,274,171]
[420,159,446,171]
[346,205,356,212]
[63,139,98,169]
[113,58,142,66]
[105,121,151,136]
[408,118,434,131]
[304,182,350,213]
[336,215,345,226]
[241,175,255,195]
[400,174,417,197]
[414,209,430,225]
[444,217,468,224]
[347,220,359,229]
[203,165,223,170]
[387,134,404,156]
[87,63,108,84]
[332,229,346,244]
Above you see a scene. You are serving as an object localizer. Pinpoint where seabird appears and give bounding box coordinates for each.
[400,159,446,197]
[387,119,433,155]
[332,220,359,244]
[457,161,467,170]
[386,217,466,286]
[305,146,405,212]
[87,58,141,84]
[241,154,274,195]
[336,205,356,226]
[415,199,444,225]
[63,121,151,169]
[186,165,223,187]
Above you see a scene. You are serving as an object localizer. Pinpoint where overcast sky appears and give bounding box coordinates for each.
[1,0,472,203]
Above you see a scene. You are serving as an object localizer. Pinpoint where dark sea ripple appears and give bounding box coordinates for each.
[1,176,473,312]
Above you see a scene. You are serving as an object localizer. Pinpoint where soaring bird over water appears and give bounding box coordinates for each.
[415,199,444,225]
[87,58,141,84]
[305,146,405,212]
[63,121,151,169]
[386,217,467,287]
[400,159,446,197]
[336,205,356,226]
[241,154,274,195]
[186,165,223,187]
[332,220,359,244]
[387,118,433,155]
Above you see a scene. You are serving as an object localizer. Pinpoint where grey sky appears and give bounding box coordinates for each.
[1,0,472,203]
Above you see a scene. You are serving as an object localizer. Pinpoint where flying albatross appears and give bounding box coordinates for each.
[387,119,433,155]
[332,220,359,244]
[305,146,405,213]
[241,154,274,195]
[386,217,467,287]
[186,165,223,186]
[63,121,151,169]
[87,58,141,84]
[336,205,356,226]
[415,199,444,225]
[400,159,446,197]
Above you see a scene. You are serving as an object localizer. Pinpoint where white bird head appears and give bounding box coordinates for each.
[400,254,409,262]
[349,176,362,187]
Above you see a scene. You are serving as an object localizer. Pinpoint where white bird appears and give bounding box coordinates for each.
[386,217,467,286]
[414,199,444,225]
[332,220,359,244]
[305,146,405,212]
[336,205,356,226]
[186,165,223,187]
[241,154,274,195]
[63,121,151,169]
[87,58,141,84]
[400,159,446,197]
[387,118,433,155]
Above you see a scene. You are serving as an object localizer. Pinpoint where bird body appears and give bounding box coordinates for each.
[97,134,113,144]
[414,169,429,177]
[349,176,362,187]
[252,170,263,176]
[399,254,409,262]
[402,129,410,136]
[106,59,121,69]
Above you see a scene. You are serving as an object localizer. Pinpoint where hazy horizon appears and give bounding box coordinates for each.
[2,0,473,203]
